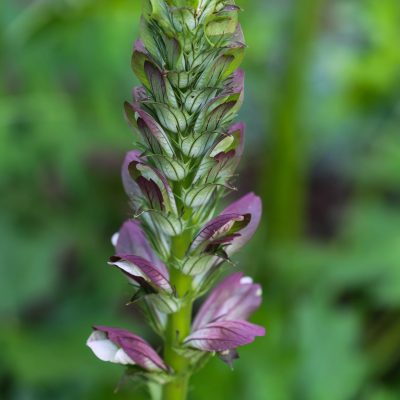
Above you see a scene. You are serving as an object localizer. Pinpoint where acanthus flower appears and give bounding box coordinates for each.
[183,192,262,285]
[109,221,172,293]
[87,326,167,372]
[184,273,264,365]
[109,220,180,316]
[190,192,262,256]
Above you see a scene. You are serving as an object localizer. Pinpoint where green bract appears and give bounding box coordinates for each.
[125,0,247,234]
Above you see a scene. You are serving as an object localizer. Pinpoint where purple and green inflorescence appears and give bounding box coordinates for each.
[86,0,264,398]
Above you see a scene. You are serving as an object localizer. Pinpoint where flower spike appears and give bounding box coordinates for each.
[87,0,264,396]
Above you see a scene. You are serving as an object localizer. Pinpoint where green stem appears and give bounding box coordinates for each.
[162,232,193,400]
[262,0,324,243]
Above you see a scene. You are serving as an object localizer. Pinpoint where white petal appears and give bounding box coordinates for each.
[240,276,253,285]
[111,232,119,247]
[87,331,136,365]
[114,348,135,365]
[110,260,148,281]
[143,358,160,371]
[87,331,119,362]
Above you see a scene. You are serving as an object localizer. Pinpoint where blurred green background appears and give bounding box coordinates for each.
[1,0,400,399]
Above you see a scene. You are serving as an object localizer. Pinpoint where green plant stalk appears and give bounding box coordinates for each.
[162,232,193,400]
[263,0,324,243]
